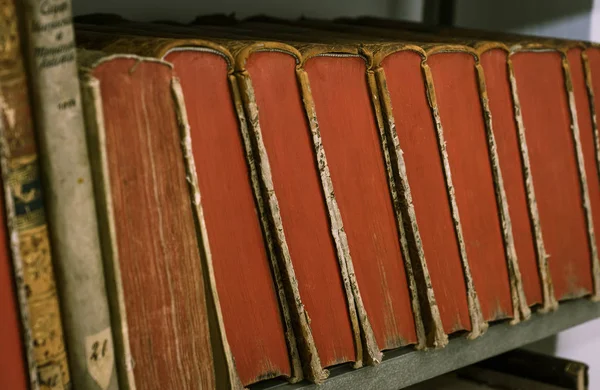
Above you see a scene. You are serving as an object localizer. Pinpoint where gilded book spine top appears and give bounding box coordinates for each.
[19,1,118,389]
[0,0,70,388]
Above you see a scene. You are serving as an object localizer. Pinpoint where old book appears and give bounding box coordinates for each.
[510,44,596,301]
[75,27,304,387]
[78,49,215,390]
[572,45,600,300]
[0,145,29,390]
[0,0,70,388]
[262,19,532,329]
[233,40,368,376]
[291,42,428,352]
[340,16,600,303]
[18,1,119,389]
[226,24,432,355]
[336,21,553,313]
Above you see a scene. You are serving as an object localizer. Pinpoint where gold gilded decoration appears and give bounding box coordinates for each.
[0,0,18,61]
[2,131,70,389]
[8,156,70,389]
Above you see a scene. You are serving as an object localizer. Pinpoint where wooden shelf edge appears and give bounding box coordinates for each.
[253,298,600,390]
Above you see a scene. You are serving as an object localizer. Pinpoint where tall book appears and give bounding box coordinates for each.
[78,49,215,389]
[509,43,597,301]
[325,19,553,312]
[0,122,29,390]
[249,18,532,332]
[571,44,600,299]
[341,17,600,303]
[75,27,304,387]
[288,41,429,351]
[0,0,70,388]
[18,1,119,389]
[222,23,431,355]
[232,40,372,376]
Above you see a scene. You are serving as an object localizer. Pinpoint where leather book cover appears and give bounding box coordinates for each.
[77,20,393,378]
[76,27,305,388]
[225,26,431,357]
[249,19,531,331]
[340,16,600,304]
[0,0,71,388]
[78,49,215,390]
[509,43,597,302]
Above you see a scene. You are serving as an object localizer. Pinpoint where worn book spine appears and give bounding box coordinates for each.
[294,45,382,362]
[19,2,118,390]
[295,42,423,354]
[232,42,328,383]
[79,49,217,390]
[77,49,135,390]
[371,45,449,348]
[76,33,245,390]
[0,0,70,388]
[470,49,530,322]
[501,50,557,310]
[558,47,600,301]
[420,55,489,337]
[0,116,30,390]
[579,46,600,300]
[508,44,596,301]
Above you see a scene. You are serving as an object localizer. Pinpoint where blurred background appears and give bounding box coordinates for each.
[73,0,600,385]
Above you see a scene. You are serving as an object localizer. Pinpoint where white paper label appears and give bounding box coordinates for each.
[85,328,114,390]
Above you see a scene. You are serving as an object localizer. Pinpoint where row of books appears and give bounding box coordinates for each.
[1,0,600,389]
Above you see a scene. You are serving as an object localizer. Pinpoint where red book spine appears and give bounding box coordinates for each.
[301,52,420,351]
[510,49,594,300]
[479,47,552,310]
[426,51,515,322]
[236,47,358,378]
[162,48,296,386]
[378,49,477,337]
[0,188,28,390]
[581,46,600,298]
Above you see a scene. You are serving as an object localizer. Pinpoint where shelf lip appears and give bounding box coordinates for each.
[253,298,600,390]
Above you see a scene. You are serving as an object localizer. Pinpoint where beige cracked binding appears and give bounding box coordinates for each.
[370,44,446,349]
[421,59,488,339]
[504,53,558,312]
[559,49,600,301]
[296,63,382,364]
[473,58,531,323]
[232,41,328,383]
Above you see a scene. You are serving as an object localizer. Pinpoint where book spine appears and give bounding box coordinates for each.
[296,67,381,364]
[505,56,557,311]
[77,53,135,390]
[171,76,245,390]
[19,2,118,389]
[228,74,303,384]
[474,58,531,322]
[560,52,600,301]
[0,0,70,388]
[235,70,328,383]
[372,65,446,348]
[421,60,488,338]
[581,50,600,300]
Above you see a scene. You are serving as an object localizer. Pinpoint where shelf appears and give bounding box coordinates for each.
[254,298,600,390]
